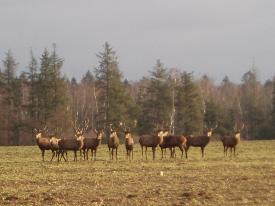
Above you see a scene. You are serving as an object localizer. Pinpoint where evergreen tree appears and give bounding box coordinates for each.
[240,70,264,138]
[137,60,172,133]
[36,46,70,132]
[175,72,204,135]
[27,50,38,119]
[271,78,275,133]
[94,42,135,133]
[1,50,22,145]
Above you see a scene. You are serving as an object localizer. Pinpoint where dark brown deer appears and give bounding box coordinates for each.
[221,123,244,156]
[186,124,217,158]
[139,130,168,160]
[82,129,104,161]
[159,132,187,159]
[58,136,84,161]
[57,119,89,162]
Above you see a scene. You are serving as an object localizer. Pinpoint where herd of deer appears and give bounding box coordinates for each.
[34,122,245,162]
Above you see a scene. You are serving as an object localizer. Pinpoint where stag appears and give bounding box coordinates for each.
[221,123,244,156]
[108,129,120,161]
[58,119,89,161]
[185,124,218,158]
[139,130,168,160]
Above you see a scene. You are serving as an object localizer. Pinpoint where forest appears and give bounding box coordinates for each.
[0,42,275,145]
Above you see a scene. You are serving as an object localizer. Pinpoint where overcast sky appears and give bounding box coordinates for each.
[0,0,275,83]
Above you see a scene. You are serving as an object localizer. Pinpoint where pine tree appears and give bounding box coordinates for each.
[1,50,22,145]
[271,78,275,132]
[94,42,134,132]
[137,60,172,133]
[36,46,70,132]
[240,70,263,138]
[27,50,38,119]
[175,72,204,135]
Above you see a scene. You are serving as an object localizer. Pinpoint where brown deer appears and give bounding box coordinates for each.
[34,128,52,161]
[58,119,89,162]
[159,132,187,159]
[185,124,217,158]
[221,123,244,156]
[139,130,168,160]
[108,129,120,160]
[125,131,134,160]
[82,129,104,161]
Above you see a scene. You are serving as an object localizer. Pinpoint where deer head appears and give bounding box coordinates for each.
[96,129,104,140]
[110,130,117,139]
[204,122,218,137]
[73,119,89,138]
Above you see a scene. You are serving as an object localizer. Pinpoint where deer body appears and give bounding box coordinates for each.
[221,132,241,156]
[108,131,120,160]
[58,137,84,161]
[82,130,104,160]
[159,135,187,159]
[125,132,134,160]
[35,132,52,161]
[185,129,213,158]
[139,130,168,160]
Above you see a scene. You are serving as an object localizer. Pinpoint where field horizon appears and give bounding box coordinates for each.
[0,140,275,205]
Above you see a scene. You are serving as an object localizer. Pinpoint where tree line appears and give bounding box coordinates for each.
[0,42,275,145]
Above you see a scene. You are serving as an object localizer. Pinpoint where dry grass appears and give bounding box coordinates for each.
[0,140,275,205]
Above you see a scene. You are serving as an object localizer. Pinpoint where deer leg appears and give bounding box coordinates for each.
[62,151,67,162]
[57,151,60,162]
[145,147,148,160]
[41,150,45,161]
[152,147,156,160]
[111,148,114,160]
[185,145,189,159]
[50,151,55,162]
[86,149,89,160]
[179,146,184,159]
[79,150,81,160]
[132,150,133,160]
[201,147,204,158]
[233,147,236,156]
[116,148,118,161]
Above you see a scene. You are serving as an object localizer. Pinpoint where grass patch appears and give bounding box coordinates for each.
[0,140,275,205]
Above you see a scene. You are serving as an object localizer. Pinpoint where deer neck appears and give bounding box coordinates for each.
[35,133,42,141]
[235,132,241,140]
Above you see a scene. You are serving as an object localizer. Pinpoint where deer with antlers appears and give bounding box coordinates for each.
[185,123,218,158]
[82,129,104,161]
[57,119,89,161]
[221,123,244,156]
[107,124,120,160]
[34,127,52,161]
[34,126,62,161]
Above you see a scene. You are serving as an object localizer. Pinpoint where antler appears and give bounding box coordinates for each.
[42,126,48,134]
[238,122,245,131]
[72,119,80,134]
[212,122,218,130]
[83,119,90,133]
